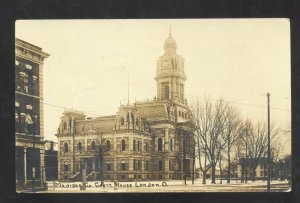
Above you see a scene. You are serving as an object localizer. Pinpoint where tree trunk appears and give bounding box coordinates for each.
[211,165,216,184]
[227,148,231,183]
[192,152,195,185]
[245,160,248,183]
[220,160,223,184]
[241,164,244,183]
[252,168,255,182]
[202,171,207,184]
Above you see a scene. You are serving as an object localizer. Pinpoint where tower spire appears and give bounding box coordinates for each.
[169,25,172,35]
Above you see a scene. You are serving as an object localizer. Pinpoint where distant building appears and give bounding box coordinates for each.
[44,140,58,181]
[15,38,49,190]
[237,157,270,180]
[56,31,195,182]
[196,166,221,179]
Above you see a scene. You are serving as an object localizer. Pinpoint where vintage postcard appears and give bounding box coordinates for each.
[15,19,291,193]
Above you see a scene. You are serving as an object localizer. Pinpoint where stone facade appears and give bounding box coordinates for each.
[15,38,50,189]
[56,32,195,182]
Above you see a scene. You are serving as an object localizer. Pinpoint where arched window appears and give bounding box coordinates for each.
[164,85,169,99]
[158,138,162,152]
[77,142,82,152]
[170,138,173,151]
[91,141,96,150]
[106,140,111,151]
[133,139,136,151]
[64,142,68,153]
[121,139,126,151]
[120,117,124,125]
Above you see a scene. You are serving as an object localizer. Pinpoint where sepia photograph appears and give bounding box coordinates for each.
[15,19,291,193]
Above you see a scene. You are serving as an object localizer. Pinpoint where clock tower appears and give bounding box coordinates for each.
[155,30,187,103]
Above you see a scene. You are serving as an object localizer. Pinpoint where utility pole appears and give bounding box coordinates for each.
[267,92,271,192]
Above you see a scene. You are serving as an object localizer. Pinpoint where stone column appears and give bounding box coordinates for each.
[24,147,27,185]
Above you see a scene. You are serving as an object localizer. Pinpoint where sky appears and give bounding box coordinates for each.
[16,19,291,156]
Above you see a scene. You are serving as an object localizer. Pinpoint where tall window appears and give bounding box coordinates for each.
[64,142,68,153]
[137,160,141,170]
[106,140,111,151]
[164,85,169,99]
[64,162,69,172]
[158,138,162,152]
[145,142,149,152]
[91,141,96,150]
[133,159,136,170]
[145,160,149,171]
[169,161,173,171]
[63,122,67,130]
[180,84,184,100]
[137,140,140,151]
[121,139,126,151]
[121,161,126,171]
[107,162,111,171]
[170,138,173,151]
[77,142,82,152]
[131,114,134,127]
[120,117,124,125]
[159,160,163,171]
[133,140,136,151]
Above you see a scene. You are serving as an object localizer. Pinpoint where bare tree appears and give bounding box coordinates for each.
[246,121,281,182]
[235,119,252,183]
[190,98,210,184]
[191,97,228,184]
[221,105,242,183]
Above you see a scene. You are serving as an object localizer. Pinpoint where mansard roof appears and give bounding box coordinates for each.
[74,115,116,133]
[135,101,168,120]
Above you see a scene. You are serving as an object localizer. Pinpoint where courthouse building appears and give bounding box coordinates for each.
[56,32,195,181]
[15,38,50,189]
